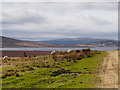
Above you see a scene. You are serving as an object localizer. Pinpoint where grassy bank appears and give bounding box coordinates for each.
[2,50,106,88]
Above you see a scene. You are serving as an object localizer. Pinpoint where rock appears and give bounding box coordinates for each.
[29,68,35,70]
[84,68,88,70]
[51,69,70,76]
[16,73,20,77]
[80,82,83,84]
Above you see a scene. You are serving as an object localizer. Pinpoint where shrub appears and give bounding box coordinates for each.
[52,55,63,61]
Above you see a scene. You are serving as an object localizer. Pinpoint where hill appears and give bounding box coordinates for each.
[1,36,118,48]
[38,38,118,47]
[0,36,60,48]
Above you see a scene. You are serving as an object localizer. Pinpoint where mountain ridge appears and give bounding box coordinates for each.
[1,36,118,48]
[37,38,118,46]
[0,36,60,48]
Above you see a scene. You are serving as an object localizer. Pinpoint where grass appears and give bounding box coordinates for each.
[2,50,106,88]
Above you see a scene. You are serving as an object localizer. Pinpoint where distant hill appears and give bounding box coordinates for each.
[0,36,60,48]
[37,38,118,47]
[1,36,118,48]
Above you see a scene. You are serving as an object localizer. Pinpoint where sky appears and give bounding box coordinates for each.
[1,1,118,41]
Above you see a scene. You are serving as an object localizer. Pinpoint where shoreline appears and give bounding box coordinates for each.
[1,50,51,57]
[1,49,118,57]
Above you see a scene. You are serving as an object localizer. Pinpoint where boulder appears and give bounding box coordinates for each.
[51,69,70,76]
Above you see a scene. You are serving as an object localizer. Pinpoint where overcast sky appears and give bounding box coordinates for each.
[2,2,118,41]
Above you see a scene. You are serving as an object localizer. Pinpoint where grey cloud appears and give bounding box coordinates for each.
[2,12,46,24]
[90,16,112,25]
[3,28,118,41]
[2,2,118,40]
[2,0,119,3]
[77,2,117,11]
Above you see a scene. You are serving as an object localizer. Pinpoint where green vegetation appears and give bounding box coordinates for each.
[2,50,106,88]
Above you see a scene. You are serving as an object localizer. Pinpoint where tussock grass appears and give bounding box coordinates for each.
[2,50,106,88]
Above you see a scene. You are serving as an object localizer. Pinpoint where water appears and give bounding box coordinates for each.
[0,47,118,51]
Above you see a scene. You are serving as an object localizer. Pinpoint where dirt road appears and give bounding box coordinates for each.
[98,51,118,88]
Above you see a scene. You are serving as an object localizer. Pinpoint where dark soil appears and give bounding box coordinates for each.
[1,50,51,57]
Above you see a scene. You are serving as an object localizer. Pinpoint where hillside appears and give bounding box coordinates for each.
[1,36,118,48]
[0,36,60,48]
[2,50,105,88]
[38,38,118,47]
